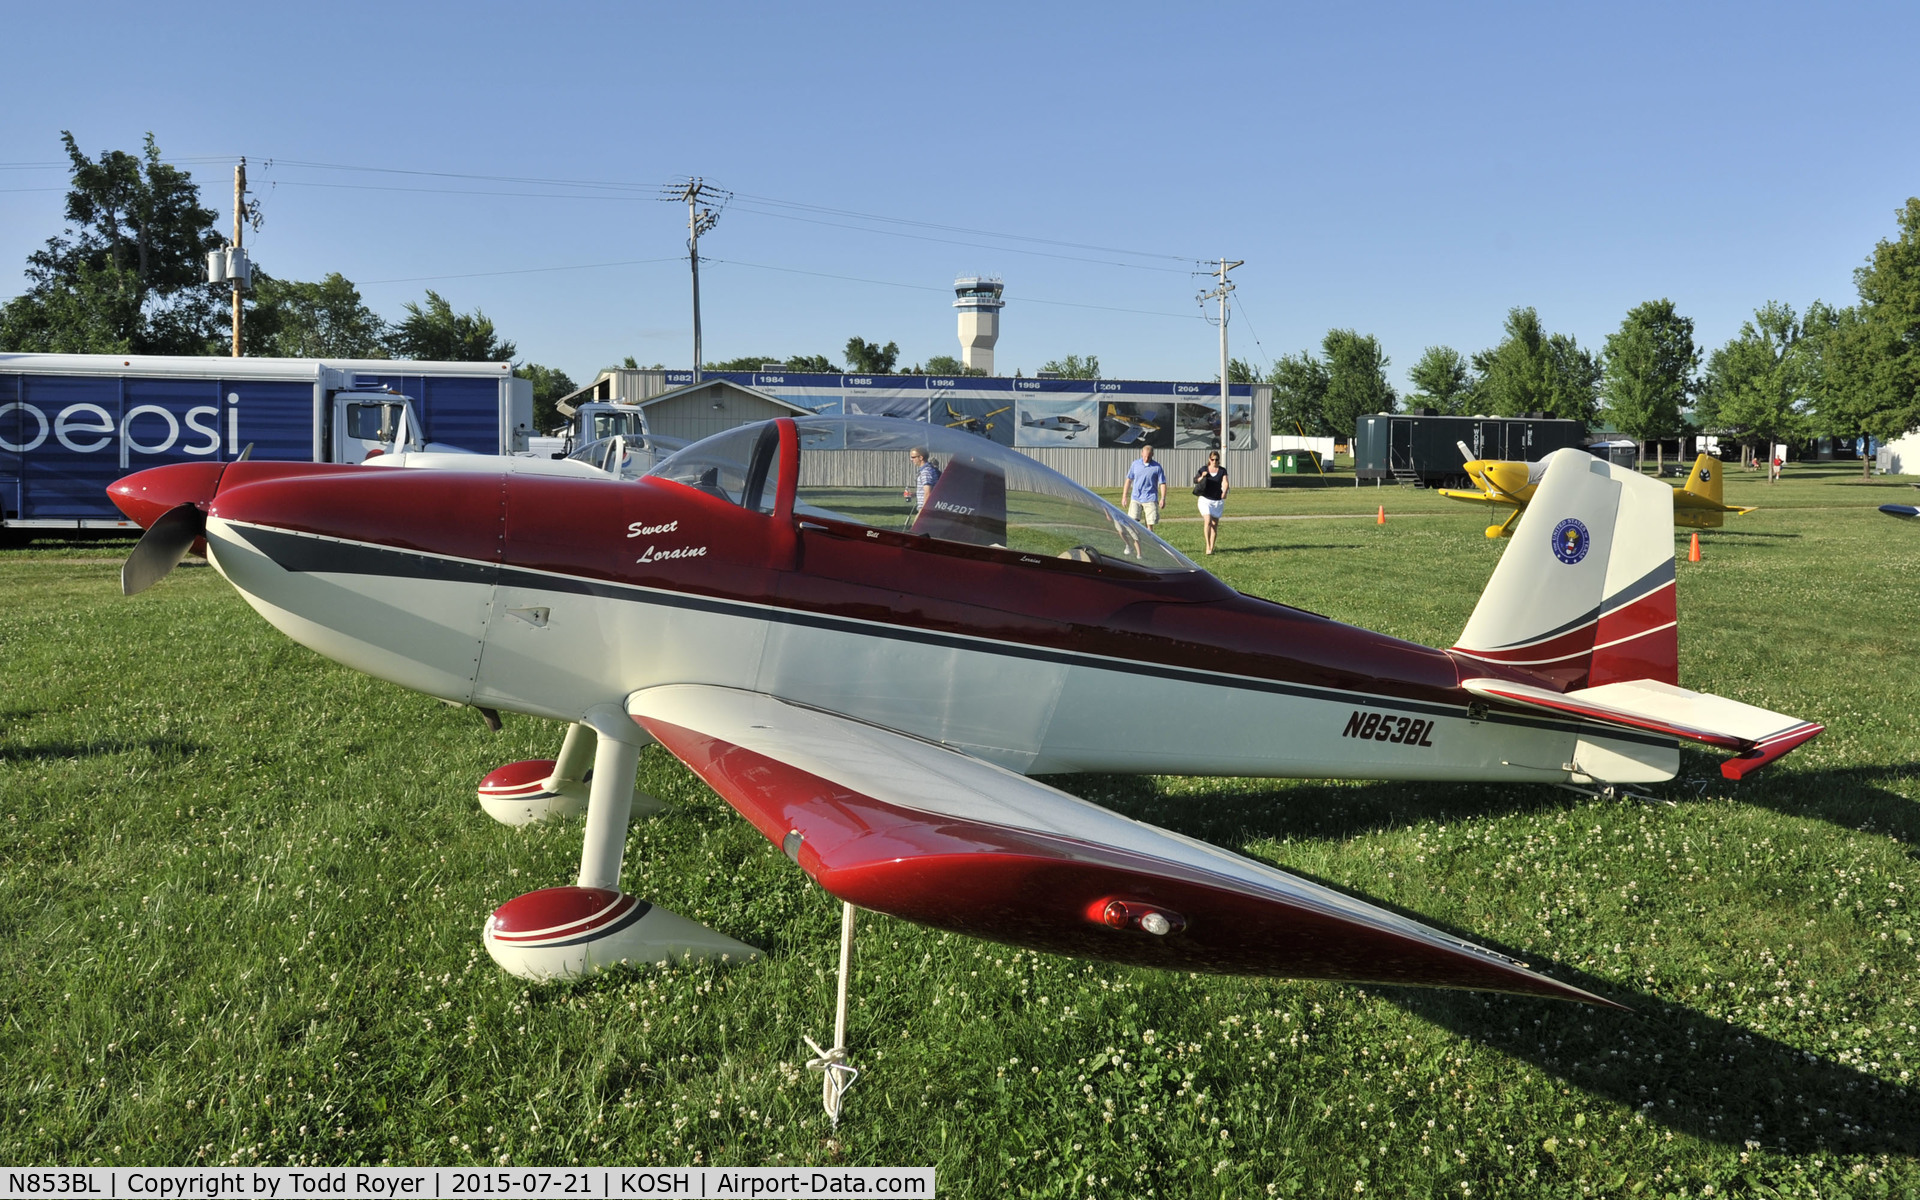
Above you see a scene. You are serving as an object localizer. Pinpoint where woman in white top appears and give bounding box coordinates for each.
[1193,451,1229,554]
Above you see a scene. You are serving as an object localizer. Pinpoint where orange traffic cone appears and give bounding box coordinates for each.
[1376,505,1386,525]
[1688,532,1701,562]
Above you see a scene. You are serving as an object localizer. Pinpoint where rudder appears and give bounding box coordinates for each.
[1452,450,1677,690]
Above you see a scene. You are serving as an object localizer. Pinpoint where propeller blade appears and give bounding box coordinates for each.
[122,502,208,596]
[236,442,254,462]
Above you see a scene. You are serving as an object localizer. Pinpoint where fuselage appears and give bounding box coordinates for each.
[180,449,1674,786]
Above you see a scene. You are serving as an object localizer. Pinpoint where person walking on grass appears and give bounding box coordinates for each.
[1122,444,1168,531]
[1193,450,1229,554]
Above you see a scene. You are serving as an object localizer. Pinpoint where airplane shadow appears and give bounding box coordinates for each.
[1375,962,1918,1155]
[1210,541,1369,555]
[1050,771,1920,1154]
[1684,758,1920,853]
[0,735,202,764]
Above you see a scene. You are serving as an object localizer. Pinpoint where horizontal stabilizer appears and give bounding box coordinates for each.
[630,684,1618,1006]
[1462,677,1821,780]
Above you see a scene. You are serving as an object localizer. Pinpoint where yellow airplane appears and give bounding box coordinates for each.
[945,401,1011,436]
[1104,403,1162,445]
[1439,446,1756,538]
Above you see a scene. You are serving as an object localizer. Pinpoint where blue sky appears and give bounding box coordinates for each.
[3,1,1915,392]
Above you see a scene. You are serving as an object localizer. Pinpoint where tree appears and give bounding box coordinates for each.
[1472,307,1600,422]
[515,363,577,435]
[1039,354,1100,379]
[1407,346,1476,414]
[1841,197,1920,460]
[1695,301,1814,470]
[1225,357,1260,384]
[1600,299,1697,463]
[248,273,387,358]
[786,353,840,373]
[706,354,788,372]
[921,354,986,376]
[386,290,515,361]
[1267,350,1331,435]
[1804,301,1883,476]
[0,132,226,355]
[843,337,899,374]
[1321,329,1397,440]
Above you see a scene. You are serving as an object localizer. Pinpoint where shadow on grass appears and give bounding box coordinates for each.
[1066,771,1919,1154]
[1213,541,1370,554]
[1704,760,1920,853]
[0,736,202,763]
[1379,958,1919,1155]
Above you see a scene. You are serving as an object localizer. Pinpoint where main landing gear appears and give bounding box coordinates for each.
[480,703,759,980]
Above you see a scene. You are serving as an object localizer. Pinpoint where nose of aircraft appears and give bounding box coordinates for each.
[108,461,228,529]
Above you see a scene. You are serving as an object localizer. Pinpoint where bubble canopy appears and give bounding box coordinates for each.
[646,416,1200,574]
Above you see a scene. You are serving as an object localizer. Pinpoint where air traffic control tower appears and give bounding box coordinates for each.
[953,276,1005,374]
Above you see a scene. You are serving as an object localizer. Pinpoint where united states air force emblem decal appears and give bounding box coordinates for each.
[1551,517,1590,564]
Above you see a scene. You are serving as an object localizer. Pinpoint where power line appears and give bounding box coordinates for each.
[726,201,1191,274]
[357,256,684,286]
[706,257,1205,321]
[257,159,1196,263]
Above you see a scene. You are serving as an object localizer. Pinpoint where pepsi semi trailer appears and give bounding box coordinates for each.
[0,354,532,530]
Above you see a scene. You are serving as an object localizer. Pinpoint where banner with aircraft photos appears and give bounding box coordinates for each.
[1097,400,1174,450]
[1012,398,1098,448]
[1227,400,1254,450]
[842,389,930,422]
[677,372,1255,450]
[935,395,1017,446]
[1173,402,1220,449]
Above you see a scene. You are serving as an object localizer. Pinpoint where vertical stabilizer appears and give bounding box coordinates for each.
[1682,454,1723,507]
[1453,450,1677,690]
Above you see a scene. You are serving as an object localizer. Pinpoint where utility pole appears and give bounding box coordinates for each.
[661,178,729,382]
[1197,258,1242,452]
[210,158,258,357]
[231,159,247,357]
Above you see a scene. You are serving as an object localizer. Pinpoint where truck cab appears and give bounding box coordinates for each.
[332,391,425,462]
[528,401,651,460]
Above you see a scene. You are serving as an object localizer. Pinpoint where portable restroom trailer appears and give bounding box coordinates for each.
[1353,411,1589,486]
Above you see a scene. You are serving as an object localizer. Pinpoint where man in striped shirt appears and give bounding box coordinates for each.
[905,446,942,512]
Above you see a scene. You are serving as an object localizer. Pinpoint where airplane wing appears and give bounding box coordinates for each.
[1113,425,1143,444]
[1435,488,1506,507]
[627,684,1616,1004]
[1461,677,1822,781]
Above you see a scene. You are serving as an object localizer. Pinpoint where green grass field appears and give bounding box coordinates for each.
[1,461,1915,1196]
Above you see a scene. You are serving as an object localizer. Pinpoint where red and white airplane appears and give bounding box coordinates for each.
[109,417,1821,1014]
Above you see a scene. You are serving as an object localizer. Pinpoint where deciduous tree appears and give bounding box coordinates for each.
[1696,302,1813,471]
[248,273,387,358]
[1407,346,1476,415]
[0,132,226,354]
[921,354,985,376]
[1321,330,1397,439]
[1601,299,1698,464]
[514,363,578,435]
[1472,307,1600,423]
[386,290,515,361]
[1844,197,1920,459]
[1267,350,1330,435]
[844,337,899,374]
[1039,354,1100,379]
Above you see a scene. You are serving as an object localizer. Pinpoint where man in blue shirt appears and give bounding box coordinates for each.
[1121,444,1168,530]
[904,446,942,512]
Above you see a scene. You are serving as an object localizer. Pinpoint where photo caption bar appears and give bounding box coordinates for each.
[0,1168,934,1200]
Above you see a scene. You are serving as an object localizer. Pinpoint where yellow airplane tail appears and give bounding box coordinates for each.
[1682,454,1723,507]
